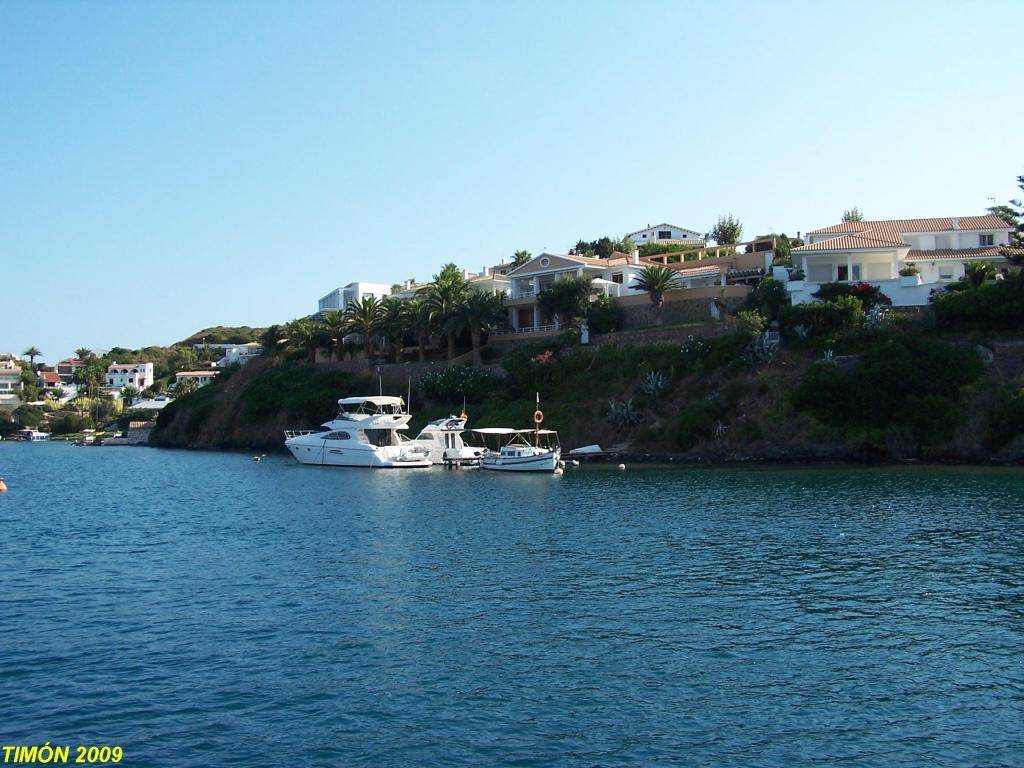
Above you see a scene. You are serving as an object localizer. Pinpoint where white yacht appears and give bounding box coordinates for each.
[475,428,561,473]
[20,429,51,442]
[407,415,485,466]
[284,396,431,468]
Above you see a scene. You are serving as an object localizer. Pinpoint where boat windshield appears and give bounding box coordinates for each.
[336,399,407,420]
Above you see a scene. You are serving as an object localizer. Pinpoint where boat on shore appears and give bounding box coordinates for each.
[19,429,50,442]
[284,396,431,468]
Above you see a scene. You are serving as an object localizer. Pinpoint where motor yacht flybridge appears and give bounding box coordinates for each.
[284,396,431,468]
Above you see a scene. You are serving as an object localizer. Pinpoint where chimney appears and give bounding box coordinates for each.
[463,269,470,279]
[404,279,413,290]
[483,266,491,277]
[951,217,960,230]
[631,248,639,265]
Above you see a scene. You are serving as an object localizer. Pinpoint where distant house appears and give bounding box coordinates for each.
[37,371,62,391]
[174,370,219,388]
[626,223,705,248]
[790,215,1022,306]
[105,362,154,390]
[191,342,263,368]
[56,358,88,383]
[0,360,23,394]
[318,282,393,313]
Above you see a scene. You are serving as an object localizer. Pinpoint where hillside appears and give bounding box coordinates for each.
[150,324,1024,464]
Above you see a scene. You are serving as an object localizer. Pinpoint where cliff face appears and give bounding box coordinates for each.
[151,339,1024,463]
[150,357,373,452]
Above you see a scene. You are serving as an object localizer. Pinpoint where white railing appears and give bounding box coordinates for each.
[491,323,560,337]
[513,289,536,299]
[284,430,317,439]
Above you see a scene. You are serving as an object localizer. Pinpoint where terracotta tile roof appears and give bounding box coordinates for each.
[38,372,61,383]
[175,370,219,378]
[794,232,908,251]
[906,246,1024,261]
[807,215,1010,236]
[58,359,86,366]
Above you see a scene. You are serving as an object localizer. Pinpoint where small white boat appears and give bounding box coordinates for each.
[474,428,561,473]
[284,396,431,468]
[20,429,50,442]
[407,415,485,466]
[569,444,604,456]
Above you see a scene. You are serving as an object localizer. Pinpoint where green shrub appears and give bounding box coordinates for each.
[987,385,1024,449]
[791,336,983,445]
[50,414,95,435]
[736,310,767,336]
[743,277,789,321]
[418,367,499,404]
[675,400,722,450]
[931,273,1024,332]
[587,294,625,334]
[781,295,864,342]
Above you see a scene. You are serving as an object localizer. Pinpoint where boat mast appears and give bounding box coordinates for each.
[535,391,539,447]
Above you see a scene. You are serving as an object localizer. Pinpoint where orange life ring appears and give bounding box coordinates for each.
[533,409,544,424]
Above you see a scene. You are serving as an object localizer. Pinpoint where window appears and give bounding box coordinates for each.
[611,273,623,284]
[939,267,954,280]
[934,235,950,249]
[979,234,994,246]
[324,431,352,440]
[658,230,672,240]
[837,265,861,281]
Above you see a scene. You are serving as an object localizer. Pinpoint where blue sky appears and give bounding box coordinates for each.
[2,0,1021,362]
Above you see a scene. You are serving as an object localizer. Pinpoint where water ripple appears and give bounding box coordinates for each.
[0,445,1022,766]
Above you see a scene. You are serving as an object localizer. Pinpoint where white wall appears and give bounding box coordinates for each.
[630,226,702,244]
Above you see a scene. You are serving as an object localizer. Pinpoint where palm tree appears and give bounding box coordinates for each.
[406,297,433,362]
[963,261,997,287]
[319,310,351,361]
[512,249,532,268]
[537,276,595,327]
[379,297,411,363]
[260,324,287,356]
[425,272,470,359]
[174,378,198,397]
[285,319,326,363]
[450,290,505,366]
[121,385,140,408]
[344,296,385,359]
[634,265,683,325]
[23,346,42,367]
[74,347,94,361]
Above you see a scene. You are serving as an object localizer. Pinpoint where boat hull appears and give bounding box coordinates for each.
[479,449,560,473]
[285,437,430,468]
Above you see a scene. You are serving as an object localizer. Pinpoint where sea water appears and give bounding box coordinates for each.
[1,443,1021,766]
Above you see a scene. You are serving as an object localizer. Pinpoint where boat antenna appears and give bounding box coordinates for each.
[407,376,412,412]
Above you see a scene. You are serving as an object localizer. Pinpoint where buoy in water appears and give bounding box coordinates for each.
[252,456,261,462]
[618,463,626,470]
[570,460,580,467]
[553,467,564,476]
[0,478,6,492]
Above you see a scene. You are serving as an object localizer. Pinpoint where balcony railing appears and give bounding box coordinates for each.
[491,323,560,336]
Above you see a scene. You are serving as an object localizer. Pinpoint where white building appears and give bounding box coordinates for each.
[174,370,219,388]
[789,215,1020,306]
[318,282,393,313]
[503,252,651,331]
[0,360,23,394]
[105,362,154,390]
[626,222,705,248]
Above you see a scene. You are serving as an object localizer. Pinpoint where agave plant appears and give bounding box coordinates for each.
[606,398,643,427]
[640,370,669,399]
